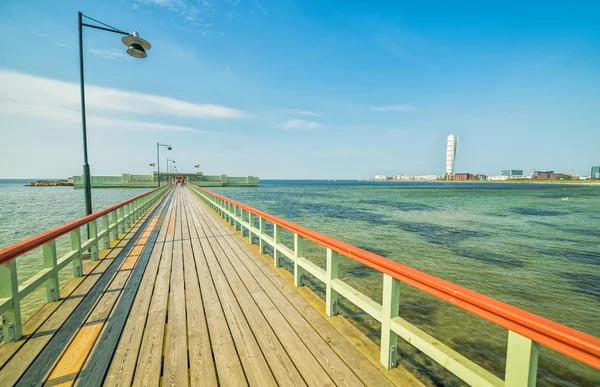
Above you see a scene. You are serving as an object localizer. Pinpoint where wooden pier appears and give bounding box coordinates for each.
[0,188,420,386]
[1,185,599,386]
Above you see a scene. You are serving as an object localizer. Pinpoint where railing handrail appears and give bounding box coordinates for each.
[0,186,163,265]
[192,184,600,371]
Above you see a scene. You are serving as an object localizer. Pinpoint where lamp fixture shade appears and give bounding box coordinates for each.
[121,31,151,59]
[127,43,147,58]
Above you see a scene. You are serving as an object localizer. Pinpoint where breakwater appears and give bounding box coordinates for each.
[25,179,73,187]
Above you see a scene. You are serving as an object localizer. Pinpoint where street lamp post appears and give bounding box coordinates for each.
[156,143,172,187]
[78,12,151,215]
[167,159,175,181]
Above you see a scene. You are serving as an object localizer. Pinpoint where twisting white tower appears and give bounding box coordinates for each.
[446,135,458,177]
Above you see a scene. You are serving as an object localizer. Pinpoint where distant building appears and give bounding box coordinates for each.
[445,135,458,178]
[476,174,488,180]
[534,171,556,180]
[374,175,388,181]
[501,170,524,177]
[487,175,509,181]
[592,166,600,179]
[454,173,476,181]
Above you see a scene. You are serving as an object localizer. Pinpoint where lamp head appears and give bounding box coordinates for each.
[121,31,151,59]
[167,146,172,150]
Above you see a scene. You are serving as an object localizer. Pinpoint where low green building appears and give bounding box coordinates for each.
[73,172,258,188]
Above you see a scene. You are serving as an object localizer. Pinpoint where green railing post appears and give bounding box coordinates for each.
[259,217,266,254]
[119,206,125,234]
[229,203,234,226]
[294,233,304,287]
[326,248,339,316]
[88,219,99,261]
[273,224,281,267]
[240,208,246,236]
[0,260,22,343]
[111,211,118,241]
[124,203,130,230]
[505,330,539,387]
[101,214,110,250]
[248,212,255,245]
[381,274,400,369]
[71,228,83,277]
[42,240,60,301]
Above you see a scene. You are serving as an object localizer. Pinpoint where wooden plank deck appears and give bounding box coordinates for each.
[0,187,423,386]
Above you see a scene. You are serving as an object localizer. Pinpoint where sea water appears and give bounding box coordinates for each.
[211,180,600,386]
[1,179,598,385]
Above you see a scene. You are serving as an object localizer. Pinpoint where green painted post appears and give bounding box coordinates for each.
[0,260,22,343]
[123,204,131,231]
[240,209,246,236]
[111,211,118,241]
[119,206,125,235]
[326,248,339,316]
[380,274,400,369]
[294,233,305,287]
[42,240,60,302]
[259,217,266,254]
[229,203,234,226]
[101,214,110,250]
[505,331,539,387]
[71,228,83,277]
[273,224,281,267]
[248,212,255,245]
[88,219,99,261]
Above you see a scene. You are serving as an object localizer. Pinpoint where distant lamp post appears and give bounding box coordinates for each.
[167,159,175,178]
[195,164,200,168]
[78,12,152,215]
[156,143,172,187]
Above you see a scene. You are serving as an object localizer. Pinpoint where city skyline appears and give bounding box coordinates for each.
[1,1,599,179]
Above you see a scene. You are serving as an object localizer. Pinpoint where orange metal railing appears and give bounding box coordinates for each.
[191,184,600,384]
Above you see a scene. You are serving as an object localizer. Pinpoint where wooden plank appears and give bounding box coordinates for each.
[103,192,175,387]
[0,260,96,369]
[162,193,188,386]
[10,205,160,386]
[179,195,217,386]
[186,207,247,385]
[191,209,276,386]
[131,195,177,387]
[190,192,413,386]
[45,271,132,386]
[225,223,423,387]
[184,194,314,386]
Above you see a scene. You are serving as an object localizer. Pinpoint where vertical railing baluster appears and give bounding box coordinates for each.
[259,217,266,254]
[229,203,234,226]
[111,211,118,241]
[88,219,99,261]
[380,274,400,369]
[505,331,539,387]
[240,208,245,236]
[248,212,255,245]
[102,214,110,250]
[294,233,304,287]
[71,228,83,277]
[273,224,281,267]
[42,240,60,302]
[0,260,22,343]
[119,206,125,235]
[124,203,130,230]
[326,248,339,316]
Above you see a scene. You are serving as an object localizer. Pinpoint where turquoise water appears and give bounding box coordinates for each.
[210,180,600,386]
[0,179,150,319]
[1,179,598,385]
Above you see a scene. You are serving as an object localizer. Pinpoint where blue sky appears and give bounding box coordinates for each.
[0,0,599,179]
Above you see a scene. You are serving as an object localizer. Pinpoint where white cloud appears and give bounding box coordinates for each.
[0,70,244,119]
[57,43,69,48]
[32,31,48,38]
[277,108,322,117]
[276,119,322,130]
[88,48,128,60]
[370,105,416,112]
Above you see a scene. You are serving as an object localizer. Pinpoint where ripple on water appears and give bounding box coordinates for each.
[359,199,437,212]
[560,273,600,302]
[451,248,525,268]
[510,207,568,216]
